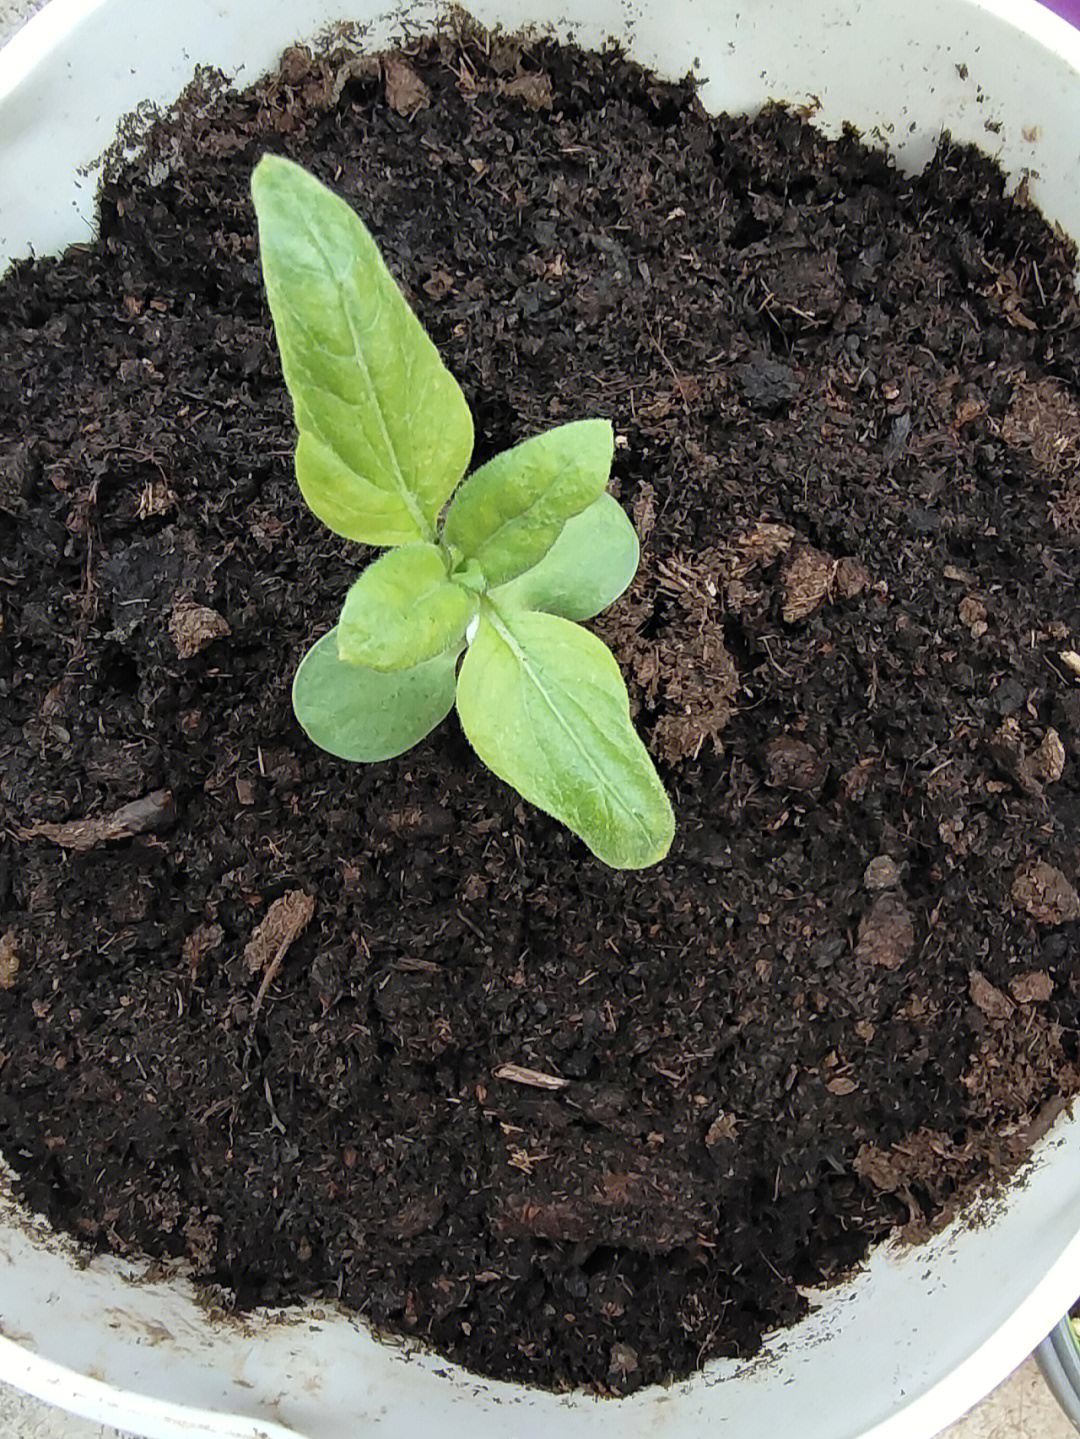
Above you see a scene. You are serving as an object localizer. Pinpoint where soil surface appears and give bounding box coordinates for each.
[3,28,1080,1395]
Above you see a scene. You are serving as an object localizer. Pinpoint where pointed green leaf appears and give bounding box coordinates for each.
[443,420,614,587]
[252,154,474,545]
[293,628,458,762]
[456,607,674,869]
[337,544,476,672]
[490,494,640,621]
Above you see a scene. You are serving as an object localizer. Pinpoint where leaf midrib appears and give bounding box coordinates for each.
[460,478,567,560]
[296,208,434,543]
[483,604,655,849]
[347,574,472,664]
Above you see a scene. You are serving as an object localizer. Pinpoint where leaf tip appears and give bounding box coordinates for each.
[251,151,288,198]
[609,800,675,870]
[251,153,315,219]
[593,414,615,454]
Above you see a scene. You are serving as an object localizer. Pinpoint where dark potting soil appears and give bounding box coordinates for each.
[3,26,1080,1395]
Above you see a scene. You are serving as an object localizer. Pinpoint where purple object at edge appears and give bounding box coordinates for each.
[1041,0,1080,26]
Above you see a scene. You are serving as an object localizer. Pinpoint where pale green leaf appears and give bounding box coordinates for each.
[293,628,458,762]
[443,420,614,587]
[337,544,476,672]
[294,432,421,549]
[455,607,674,869]
[252,154,474,545]
[490,494,639,620]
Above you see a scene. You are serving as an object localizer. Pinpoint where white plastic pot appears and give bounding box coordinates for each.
[2,1,1080,1436]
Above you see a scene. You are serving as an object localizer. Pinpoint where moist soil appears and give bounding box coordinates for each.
[2,27,1080,1396]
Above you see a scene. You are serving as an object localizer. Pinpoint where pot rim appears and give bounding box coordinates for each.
[3,4,1080,1438]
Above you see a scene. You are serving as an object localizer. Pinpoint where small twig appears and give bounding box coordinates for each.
[243,891,316,1050]
[644,318,692,416]
[19,790,175,851]
[263,1076,286,1134]
[246,935,295,1045]
[493,1063,569,1091]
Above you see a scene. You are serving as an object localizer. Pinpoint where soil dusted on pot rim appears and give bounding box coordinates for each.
[2,25,1080,1394]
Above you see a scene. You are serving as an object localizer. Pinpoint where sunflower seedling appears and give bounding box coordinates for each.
[251,155,673,868]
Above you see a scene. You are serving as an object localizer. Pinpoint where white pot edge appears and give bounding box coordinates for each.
[3,3,1080,1438]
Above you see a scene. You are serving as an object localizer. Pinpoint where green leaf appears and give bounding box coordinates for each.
[455,607,674,869]
[337,544,476,672]
[251,154,474,546]
[443,420,614,587]
[490,494,639,621]
[293,628,458,762]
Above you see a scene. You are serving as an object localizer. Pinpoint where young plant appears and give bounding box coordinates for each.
[251,155,674,869]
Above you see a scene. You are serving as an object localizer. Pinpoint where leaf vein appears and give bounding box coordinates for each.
[486,608,654,845]
[296,210,433,541]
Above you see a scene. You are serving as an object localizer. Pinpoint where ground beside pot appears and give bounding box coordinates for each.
[2,20,1080,1400]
